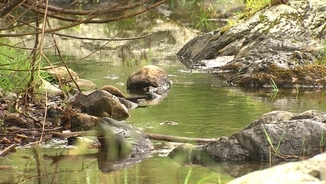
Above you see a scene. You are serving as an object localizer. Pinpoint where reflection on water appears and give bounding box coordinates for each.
[0,145,231,184]
[4,4,326,183]
[3,57,326,183]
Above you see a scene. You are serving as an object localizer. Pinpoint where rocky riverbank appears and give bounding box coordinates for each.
[177,0,326,88]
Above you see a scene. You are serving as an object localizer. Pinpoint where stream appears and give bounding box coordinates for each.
[2,1,326,183]
[3,55,326,184]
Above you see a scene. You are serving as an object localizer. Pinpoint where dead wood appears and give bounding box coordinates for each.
[52,131,217,144]
[146,133,218,144]
[0,144,17,157]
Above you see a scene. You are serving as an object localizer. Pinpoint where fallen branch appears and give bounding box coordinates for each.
[53,32,152,41]
[52,131,218,144]
[146,133,217,144]
[0,144,17,157]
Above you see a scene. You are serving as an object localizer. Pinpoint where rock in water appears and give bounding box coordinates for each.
[101,85,125,97]
[97,117,153,159]
[126,65,171,93]
[73,90,130,120]
[204,110,326,162]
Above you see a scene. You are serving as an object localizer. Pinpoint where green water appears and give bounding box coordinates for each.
[3,4,326,183]
[0,144,232,184]
[2,56,326,184]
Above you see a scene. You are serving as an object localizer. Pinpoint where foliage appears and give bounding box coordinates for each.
[316,41,326,65]
[0,0,166,101]
[244,0,271,17]
[169,0,219,32]
[0,41,31,93]
[262,125,326,163]
[270,78,279,92]
[262,125,284,159]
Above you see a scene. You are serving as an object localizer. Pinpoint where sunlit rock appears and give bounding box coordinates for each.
[101,85,125,97]
[234,110,326,161]
[45,66,97,92]
[126,65,171,93]
[73,90,130,120]
[177,0,326,87]
[37,78,63,97]
[228,152,326,184]
[74,78,97,91]
[46,66,79,82]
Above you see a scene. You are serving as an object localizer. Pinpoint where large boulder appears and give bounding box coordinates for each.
[204,110,326,162]
[168,110,326,180]
[126,65,171,93]
[177,0,326,87]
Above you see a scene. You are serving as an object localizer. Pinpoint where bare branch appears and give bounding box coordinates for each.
[0,0,25,18]
[53,32,152,41]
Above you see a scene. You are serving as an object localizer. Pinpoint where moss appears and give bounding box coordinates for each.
[259,14,267,22]
[233,63,326,88]
[220,26,231,35]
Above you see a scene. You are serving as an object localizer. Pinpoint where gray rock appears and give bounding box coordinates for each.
[204,110,326,162]
[97,117,153,158]
[177,0,326,87]
[203,136,250,162]
[234,110,326,161]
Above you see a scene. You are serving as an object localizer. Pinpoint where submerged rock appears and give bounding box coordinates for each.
[177,0,326,88]
[97,117,153,162]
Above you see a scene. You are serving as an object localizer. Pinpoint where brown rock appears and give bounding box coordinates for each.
[101,85,125,97]
[46,66,79,82]
[70,113,101,131]
[126,65,171,93]
[73,90,130,120]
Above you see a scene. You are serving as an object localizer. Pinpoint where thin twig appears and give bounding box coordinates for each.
[53,32,152,41]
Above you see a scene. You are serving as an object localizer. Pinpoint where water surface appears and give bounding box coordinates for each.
[3,3,326,183]
[3,53,326,184]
